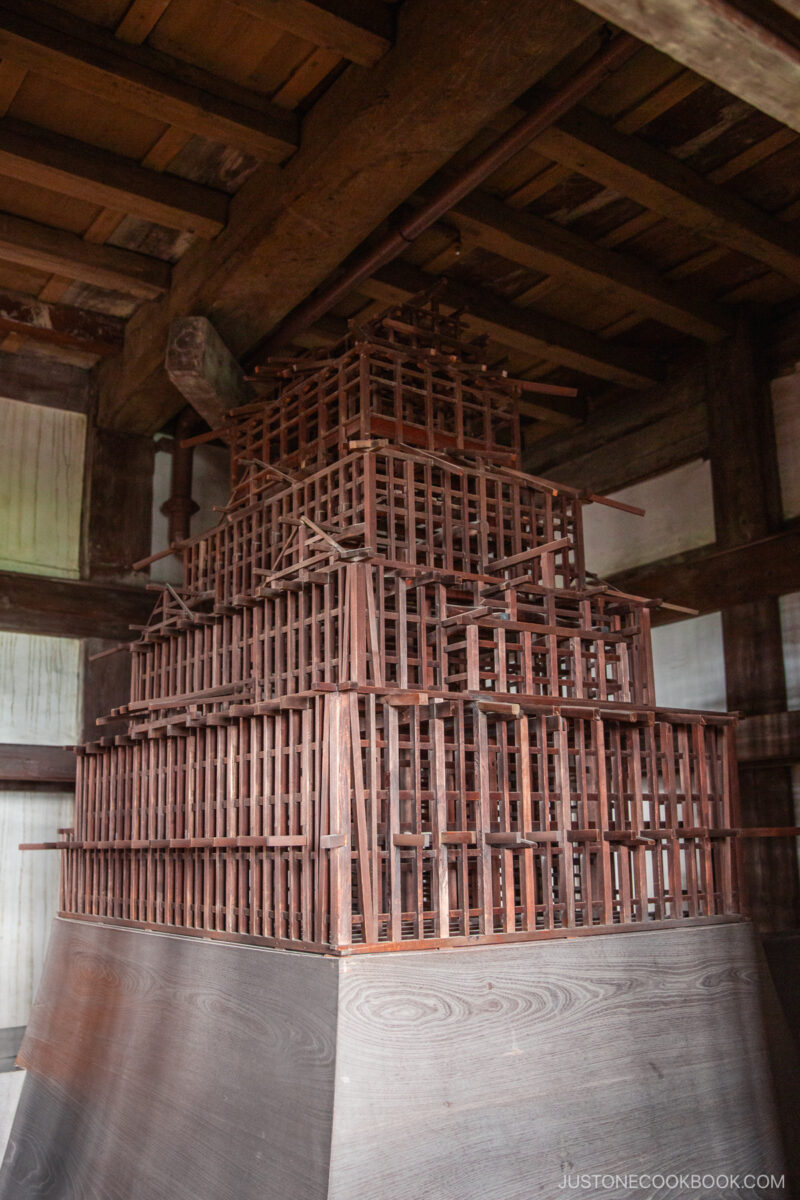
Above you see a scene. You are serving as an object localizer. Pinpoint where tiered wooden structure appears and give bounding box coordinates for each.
[57,300,741,954]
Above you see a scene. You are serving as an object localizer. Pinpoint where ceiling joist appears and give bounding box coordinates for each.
[0,119,228,237]
[0,0,299,161]
[534,108,800,283]
[0,290,124,355]
[95,0,603,433]
[226,0,393,67]
[0,209,171,298]
[575,0,800,134]
[444,188,735,341]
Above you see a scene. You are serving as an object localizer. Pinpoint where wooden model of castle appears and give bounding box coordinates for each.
[58,298,741,953]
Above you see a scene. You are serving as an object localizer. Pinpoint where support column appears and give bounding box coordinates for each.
[706,314,799,932]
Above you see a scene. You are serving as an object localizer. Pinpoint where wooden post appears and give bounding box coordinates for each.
[706,314,800,932]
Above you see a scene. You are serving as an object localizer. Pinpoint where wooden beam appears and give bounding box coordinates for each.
[534,108,800,283]
[0,569,154,639]
[0,119,228,238]
[85,428,155,583]
[0,742,75,784]
[165,316,251,429]
[524,355,708,487]
[114,0,172,44]
[608,525,800,626]
[737,711,800,766]
[574,0,800,133]
[0,0,298,161]
[704,318,799,932]
[96,0,603,432]
[0,347,89,410]
[528,398,707,492]
[0,209,171,299]
[362,260,662,388]
[447,189,734,342]
[0,291,124,355]
[227,0,393,67]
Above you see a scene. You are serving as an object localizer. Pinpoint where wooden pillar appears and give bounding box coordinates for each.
[83,424,155,584]
[160,407,199,545]
[706,314,799,932]
[81,414,156,732]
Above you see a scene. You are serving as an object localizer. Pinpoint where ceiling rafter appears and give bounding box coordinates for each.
[574,0,800,134]
[532,107,800,282]
[225,0,393,67]
[0,210,171,299]
[0,118,228,237]
[437,187,734,341]
[92,0,603,433]
[0,289,125,355]
[0,0,299,160]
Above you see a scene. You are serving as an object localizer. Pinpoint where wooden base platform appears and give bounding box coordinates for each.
[0,918,786,1199]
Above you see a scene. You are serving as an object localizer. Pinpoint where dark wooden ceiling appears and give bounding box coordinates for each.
[0,0,798,439]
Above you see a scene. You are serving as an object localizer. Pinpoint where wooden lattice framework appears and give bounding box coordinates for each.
[49,299,743,953]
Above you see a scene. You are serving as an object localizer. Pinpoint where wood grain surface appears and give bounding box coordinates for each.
[331,923,784,1200]
[1,919,338,1200]
[0,920,786,1200]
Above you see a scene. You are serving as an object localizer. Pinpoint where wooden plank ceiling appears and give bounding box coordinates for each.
[0,0,796,437]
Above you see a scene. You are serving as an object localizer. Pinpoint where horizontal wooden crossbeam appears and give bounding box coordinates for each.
[0,0,299,161]
[226,0,393,66]
[0,291,124,355]
[534,108,800,283]
[0,119,228,238]
[0,743,75,784]
[446,189,734,342]
[523,357,709,493]
[609,525,800,625]
[0,570,155,640]
[0,347,90,410]
[574,0,800,134]
[737,710,800,766]
[0,209,171,299]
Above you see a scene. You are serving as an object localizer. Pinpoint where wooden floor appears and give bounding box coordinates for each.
[0,918,786,1199]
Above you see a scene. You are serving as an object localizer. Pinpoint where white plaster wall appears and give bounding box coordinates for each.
[0,396,85,578]
[772,371,800,520]
[581,458,716,578]
[0,631,80,1039]
[0,791,73,1029]
[650,613,728,712]
[0,632,81,744]
[0,1069,24,1161]
[779,592,800,711]
[0,399,85,1059]
[582,458,724,712]
[150,438,229,585]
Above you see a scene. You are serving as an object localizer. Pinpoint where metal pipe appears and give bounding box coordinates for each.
[249,31,639,361]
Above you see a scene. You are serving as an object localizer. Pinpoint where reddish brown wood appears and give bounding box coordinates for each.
[49,299,745,952]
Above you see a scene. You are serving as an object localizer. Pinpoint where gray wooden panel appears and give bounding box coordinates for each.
[0,919,338,1200]
[332,923,785,1200]
[0,1029,23,1074]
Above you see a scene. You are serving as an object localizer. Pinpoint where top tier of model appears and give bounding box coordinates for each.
[228,295,576,487]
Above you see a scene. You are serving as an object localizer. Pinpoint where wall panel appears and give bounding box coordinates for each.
[0,397,85,579]
[651,612,727,712]
[772,372,800,521]
[0,792,73,1029]
[581,458,715,578]
[0,633,81,745]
